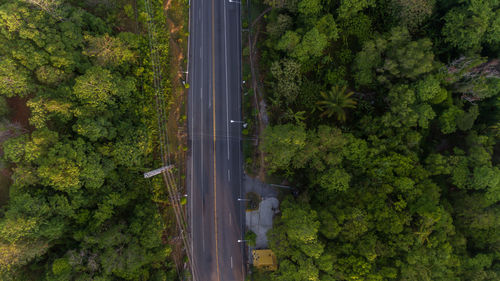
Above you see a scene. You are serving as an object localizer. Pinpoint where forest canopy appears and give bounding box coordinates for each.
[256,0,500,280]
[0,0,176,280]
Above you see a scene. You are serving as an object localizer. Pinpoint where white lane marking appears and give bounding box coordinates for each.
[200,87,202,100]
[199,47,202,58]
[228,169,231,181]
[231,256,233,269]
[229,212,232,225]
[202,228,205,252]
[224,1,230,160]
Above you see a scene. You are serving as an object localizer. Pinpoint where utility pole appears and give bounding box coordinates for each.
[143,165,173,178]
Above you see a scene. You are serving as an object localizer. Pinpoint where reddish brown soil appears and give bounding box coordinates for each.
[7,96,31,129]
[163,0,189,273]
[1,97,30,205]
[0,167,11,177]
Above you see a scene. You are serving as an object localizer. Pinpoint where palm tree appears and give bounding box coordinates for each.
[284,108,306,124]
[316,85,357,122]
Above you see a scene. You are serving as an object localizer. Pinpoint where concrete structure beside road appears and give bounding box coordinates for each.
[252,249,277,271]
[246,197,279,249]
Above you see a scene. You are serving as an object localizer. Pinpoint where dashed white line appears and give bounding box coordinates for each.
[228,169,231,181]
[230,256,233,269]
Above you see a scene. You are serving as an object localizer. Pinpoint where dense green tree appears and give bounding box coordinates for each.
[73,117,116,141]
[290,27,328,62]
[262,124,307,174]
[414,74,448,104]
[439,105,464,134]
[258,0,500,279]
[0,1,174,279]
[381,84,436,128]
[266,14,293,39]
[0,96,8,117]
[0,59,33,97]
[20,0,63,18]
[337,0,376,19]
[315,14,339,41]
[27,97,72,128]
[297,0,322,17]
[73,66,135,110]
[354,27,438,87]
[389,0,434,31]
[269,59,302,106]
[3,135,27,163]
[83,33,137,67]
[442,0,499,53]
[276,31,301,53]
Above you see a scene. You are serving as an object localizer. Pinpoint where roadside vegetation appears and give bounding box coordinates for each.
[0,0,183,279]
[251,0,500,280]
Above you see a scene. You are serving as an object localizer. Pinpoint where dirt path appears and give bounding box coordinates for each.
[7,96,31,129]
[0,96,31,206]
[163,0,189,273]
[166,17,184,81]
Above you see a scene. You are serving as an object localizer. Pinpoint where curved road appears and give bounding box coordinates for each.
[187,0,245,280]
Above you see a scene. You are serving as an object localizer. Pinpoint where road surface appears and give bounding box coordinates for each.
[187,0,245,280]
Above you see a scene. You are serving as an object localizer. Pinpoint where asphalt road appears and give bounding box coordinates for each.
[187,0,245,280]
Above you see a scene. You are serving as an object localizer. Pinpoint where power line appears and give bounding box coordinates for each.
[142,0,196,279]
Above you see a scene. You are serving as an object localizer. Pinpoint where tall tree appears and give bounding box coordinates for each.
[316,85,357,122]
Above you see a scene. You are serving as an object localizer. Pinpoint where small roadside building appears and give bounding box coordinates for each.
[252,249,277,271]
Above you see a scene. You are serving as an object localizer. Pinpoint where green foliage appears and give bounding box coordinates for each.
[354,27,437,87]
[83,33,137,67]
[389,0,435,31]
[258,0,500,279]
[290,27,328,62]
[52,258,71,276]
[315,14,339,41]
[317,168,351,192]
[439,105,464,134]
[0,59,33,97]
[337,0,376,19]
[245,230,257,247]
[3,135,27,163]
[276,31,301,54]
[0,0,174,279]
[442,0,500,53]
[246,192,262,211]
[73,66,133,110]
[381,84,437,128]
[262,124,307,173]
[414,74,448,104]
[269,59,302,106]
[297,0,322,17]
[267,14,293,39]
[0,96,8,117]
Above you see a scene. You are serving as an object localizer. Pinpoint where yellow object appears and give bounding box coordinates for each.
[252,249,277,271]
